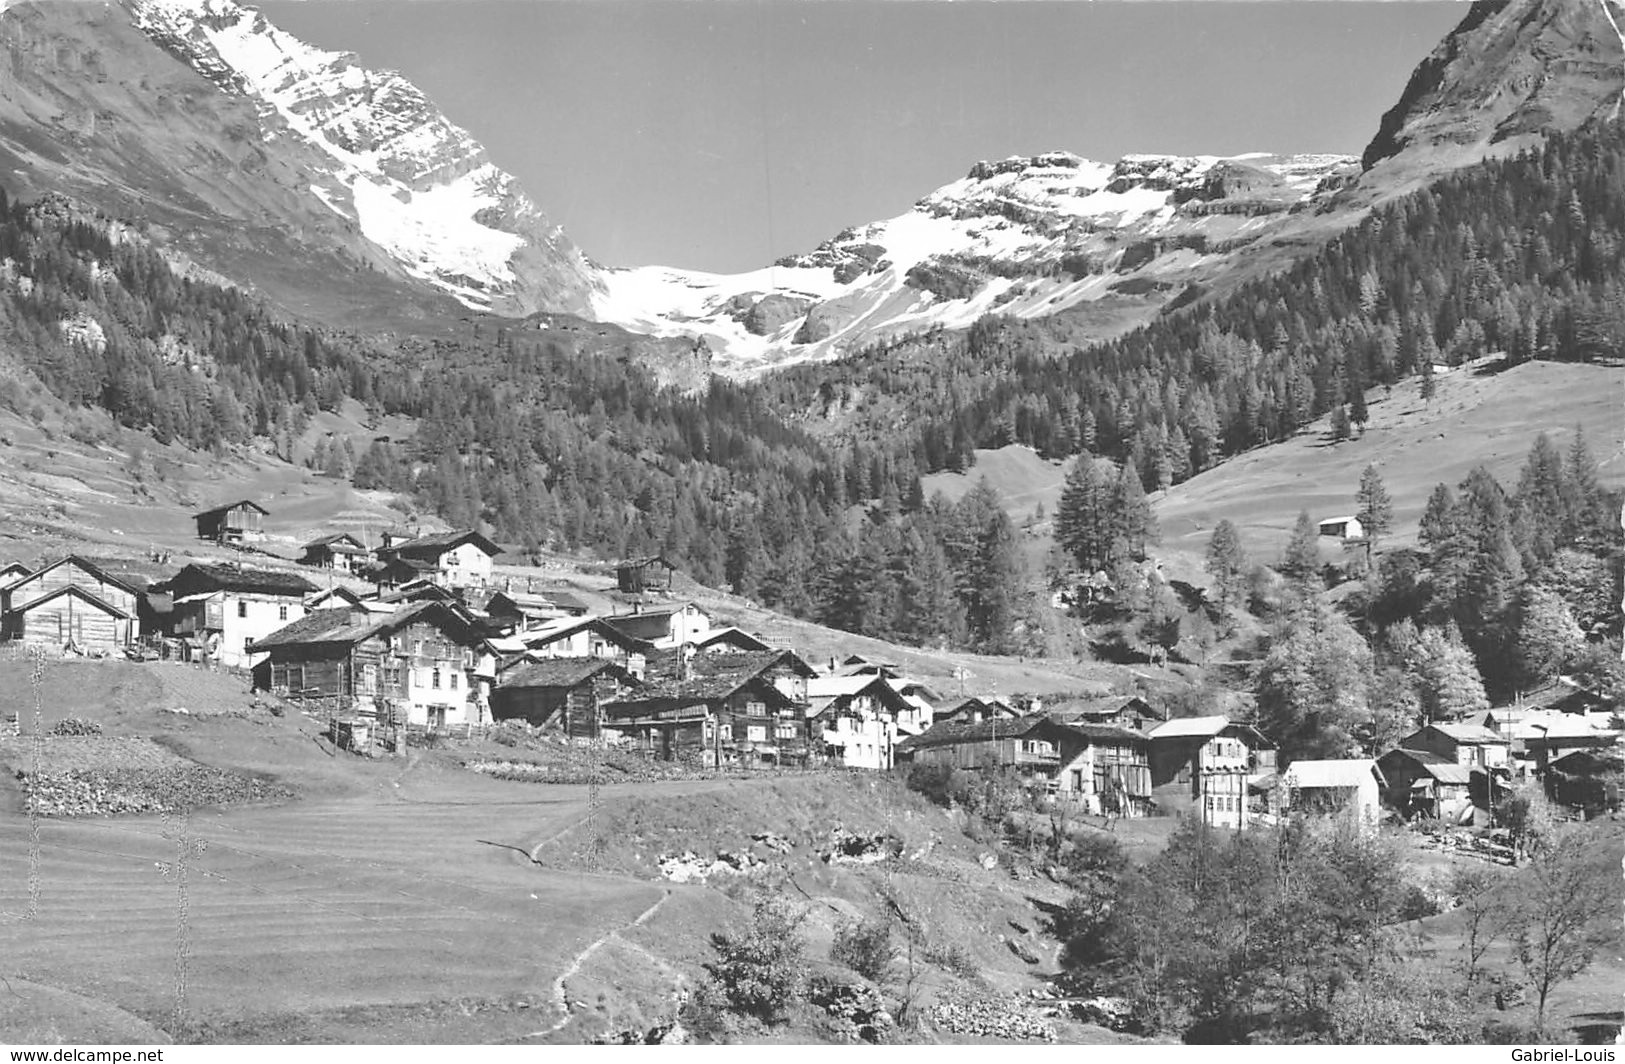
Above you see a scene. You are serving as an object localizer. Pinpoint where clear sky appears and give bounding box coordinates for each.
[259,1,1470,273]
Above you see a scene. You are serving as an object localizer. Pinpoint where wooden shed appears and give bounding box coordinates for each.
[615,555,678,594]
[195,500,269,544]
[1,584,134,652]
[491,657,638,737]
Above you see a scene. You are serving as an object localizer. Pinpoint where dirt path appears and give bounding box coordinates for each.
[529,888,675,1039]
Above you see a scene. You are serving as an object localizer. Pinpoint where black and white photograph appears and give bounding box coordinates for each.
[0,0,1621,1048]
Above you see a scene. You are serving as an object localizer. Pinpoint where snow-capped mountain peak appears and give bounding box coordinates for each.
[591,149,1356,376]
[127,0,600,315]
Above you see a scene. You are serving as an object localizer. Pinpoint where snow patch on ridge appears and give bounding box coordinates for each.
[128,0,591,310]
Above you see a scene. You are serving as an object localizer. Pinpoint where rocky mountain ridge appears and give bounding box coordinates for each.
[0,0,1617,373]
[589,150,1358,375]
[125,0,600,317]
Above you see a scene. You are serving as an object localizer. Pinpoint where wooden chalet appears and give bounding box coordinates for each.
[491,616,653,668]
[156,562,319,668]
[602,671,805,767]
[602,602,712,648]
[1051,695,1164,732]
[485,590,571,632]
[491,657,639,737]
[0,561,30,584]
[1399,723,1511,772]
[194,500,268,545]
[374,530,500,590]
[615,555,677,594]
[898,715,1074,780]
[0,556,141,651]
[1542,750,1623,814]
[299,533,370,574]
[806,673,914,770]
[1055,723,1154,817]
[932,696,1017,726]
[1277,759,1386,827]
[1376,748,1475,823]
[251,602,493,729]
[1147,715,1274,830]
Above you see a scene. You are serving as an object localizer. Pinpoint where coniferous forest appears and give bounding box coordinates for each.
[1,123,1623,659]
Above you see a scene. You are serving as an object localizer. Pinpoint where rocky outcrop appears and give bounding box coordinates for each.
[1361,0,1625,172]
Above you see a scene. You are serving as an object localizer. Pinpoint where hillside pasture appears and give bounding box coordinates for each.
[1153,359,1625,580]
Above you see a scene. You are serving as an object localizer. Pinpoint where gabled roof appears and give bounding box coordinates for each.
[602,603,707,629]
[1547,750,1624,776]
[1283,759,1385,789]
[302,532,368,553]
[165,562,318,597]
[1416,723,1510,746]
[0,561,31,580]
[500,657,633,690]
[7,583,131,619]
[898,714,1073,752]
[195,499,268,519]
[252,601,480,651]
[617,554,677,570]
[305,585,366,608]
[541,589,590,612]
[1377,748,1473,785]
[602,672,790,717]
[1053,696,1164,724]
[692,626,773,652]
[517,615,651,652]
[1150,715,1230,740]
[384,530,500,558]
[5,555,142,599]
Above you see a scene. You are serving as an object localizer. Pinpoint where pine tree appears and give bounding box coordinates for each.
[1204,519,1248,612]
[1112,461,1159,562]
[1355,464,1394,547]
[1348,372,1370,432]
[1329,404,1352,442]
[1420,359,1437,404]
[1280,509,1323,588]
[1516,433,1569,564]
[1516,585,1586,688]
[1055,453,1115,573]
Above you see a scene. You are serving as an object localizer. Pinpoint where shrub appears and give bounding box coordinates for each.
[705,895,807,1025]
[923,942,981,981]
[831,919,895,983]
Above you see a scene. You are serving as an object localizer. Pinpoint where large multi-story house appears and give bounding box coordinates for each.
[602,669,807,767]
[1148,715,1274,830]
[252,602,494,729]
[806,674,914,770]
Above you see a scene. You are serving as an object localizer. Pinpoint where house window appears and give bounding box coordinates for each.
[450,673,459,691]
[720,723,733,741]
[432,669,441,689]
[746,701,766,716]
[776,723,797,740]
[278,605,288,621]
[237,601,248,619]
[747,725,767,742]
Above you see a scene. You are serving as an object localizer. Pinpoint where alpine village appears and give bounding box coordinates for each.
[0,0,1622,1049]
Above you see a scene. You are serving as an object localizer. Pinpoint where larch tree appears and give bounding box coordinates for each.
[1279,510,1324,589]
[1355,465,1394,547]
[1205,519,1249,612]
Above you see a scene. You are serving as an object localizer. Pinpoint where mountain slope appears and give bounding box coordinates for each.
[1362,0,1625,178]
[592,151,1356,375]
[0,0,601,327]
[595,0,1625,377]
